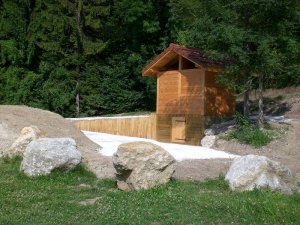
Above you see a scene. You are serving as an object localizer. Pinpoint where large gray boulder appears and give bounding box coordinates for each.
[21,138,81,176]
[112,141,176,191]
[1,126,44,158]
[225,155,298,194]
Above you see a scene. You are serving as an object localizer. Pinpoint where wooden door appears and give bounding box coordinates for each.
[171,117,186,143]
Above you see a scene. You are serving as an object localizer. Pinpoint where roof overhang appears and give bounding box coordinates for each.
[142,50,179,76]
[142,43,229,76]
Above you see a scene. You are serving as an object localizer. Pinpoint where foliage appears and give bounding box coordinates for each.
[171,0,300,91]
[0,0,164,117]
[225,113,274,148]
[0,158,300,225]
[227,125,273,148]
[80,54,145,116]
[0,0,299,117]
[234,112,250,128]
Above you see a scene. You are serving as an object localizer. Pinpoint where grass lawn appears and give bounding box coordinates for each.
[1,158,299,225]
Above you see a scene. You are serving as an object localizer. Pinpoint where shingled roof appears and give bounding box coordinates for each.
[142,43,230,76]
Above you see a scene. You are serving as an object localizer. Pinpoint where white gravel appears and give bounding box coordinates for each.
[82,131,238,161]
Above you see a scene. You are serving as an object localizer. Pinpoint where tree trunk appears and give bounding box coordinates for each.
[75,0,83,118]
[258,73,264,128]
[243,78,250,119]
[75,74,80,117]
[76,92,80,117]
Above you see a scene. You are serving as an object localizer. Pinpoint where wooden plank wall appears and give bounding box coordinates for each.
[185,115,204,145]
[156,114,172,142]
[204,71,235,116]
[73,114,157,139]
[156,114,204,145]
[157,71,180,114]
[157,69,205,115]
[180,69,205,115]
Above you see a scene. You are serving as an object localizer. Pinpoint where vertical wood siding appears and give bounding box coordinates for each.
[73,114,157,139]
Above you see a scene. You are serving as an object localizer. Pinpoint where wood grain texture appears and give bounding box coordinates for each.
[179,69,205,115]
[171,117,186,143]
[156,114,204,145]
[157,71,180,114]
[74,114,157,139]
[157,69,205,115]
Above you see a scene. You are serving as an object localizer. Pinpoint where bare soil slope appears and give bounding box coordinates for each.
[214,120,300,181]
[0,105,114,178]
[174,93,300,182]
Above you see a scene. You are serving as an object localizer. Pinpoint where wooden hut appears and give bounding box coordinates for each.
[142,43,235,145]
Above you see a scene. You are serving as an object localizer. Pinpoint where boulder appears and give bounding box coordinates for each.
[0,122,17,155]
[21,138,81,176]
[201,135,216,148]
[112,141,176,191]
[1,126,45,158]
[225,155,298,194]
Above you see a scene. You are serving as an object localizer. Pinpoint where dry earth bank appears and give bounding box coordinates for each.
[175,93,300,181]
[0,105,114,178]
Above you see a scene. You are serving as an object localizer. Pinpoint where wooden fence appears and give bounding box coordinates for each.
[71,114,157,139]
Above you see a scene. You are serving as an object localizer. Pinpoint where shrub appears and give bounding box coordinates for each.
[228,126,273,148]
[226,113,274,148]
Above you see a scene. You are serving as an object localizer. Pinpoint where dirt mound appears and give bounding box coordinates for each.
[213,93,300,182]
[285,95,300,119]
[0,105,114,178]
[214,120,300,182]
[176,93,300,182]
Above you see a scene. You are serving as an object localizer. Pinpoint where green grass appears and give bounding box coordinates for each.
[225,125,274,148]
[1,158,299,225]
[222,113,278,148]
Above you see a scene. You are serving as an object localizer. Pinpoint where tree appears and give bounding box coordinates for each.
[0,0,167,117]
[25,0,109,116]
[170,0,300,126]
[0,0,42,107]
[95,0,171,113]
[79,53,144,116]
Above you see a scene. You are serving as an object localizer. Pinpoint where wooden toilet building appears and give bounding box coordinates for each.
[142,43,235,145]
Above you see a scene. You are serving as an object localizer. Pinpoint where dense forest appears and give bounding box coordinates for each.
[0,0,299,117]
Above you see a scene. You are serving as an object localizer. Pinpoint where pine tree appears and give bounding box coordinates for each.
[0,0,41,106]
[26,0,109,116]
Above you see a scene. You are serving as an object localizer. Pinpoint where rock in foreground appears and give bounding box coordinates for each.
[225,155,298,194]
[21,138,81,176]
[1,126,44,158]
[113,141,176,191]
